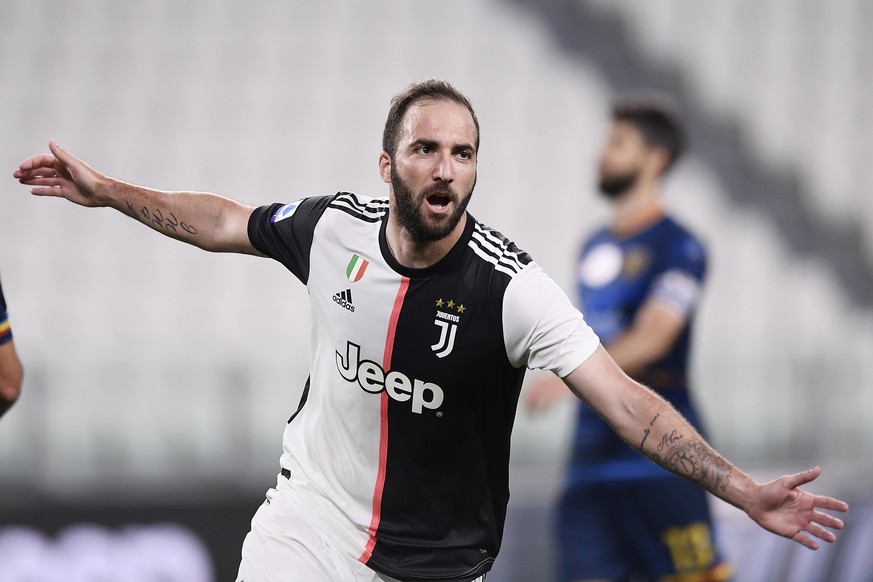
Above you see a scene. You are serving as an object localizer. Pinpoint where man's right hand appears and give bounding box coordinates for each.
[14,140,109,208]
[14,140,259,255]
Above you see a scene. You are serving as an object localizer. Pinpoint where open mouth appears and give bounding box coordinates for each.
[426,193,452,211]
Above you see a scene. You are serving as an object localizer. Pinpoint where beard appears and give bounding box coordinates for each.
[391,164,474,242]
[598,168,639,199]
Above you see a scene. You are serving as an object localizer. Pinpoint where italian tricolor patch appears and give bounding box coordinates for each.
[346,253,370,282]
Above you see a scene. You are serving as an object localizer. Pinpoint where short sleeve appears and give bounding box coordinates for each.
[648,233,707,317]
[502,263,600,377]
[248,196,334,284]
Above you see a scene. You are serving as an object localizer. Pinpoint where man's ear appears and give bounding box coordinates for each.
[379,151,392,184]
[648,147,671,177]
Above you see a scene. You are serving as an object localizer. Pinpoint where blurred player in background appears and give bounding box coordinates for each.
[15,81,846,582]
[526,99,731,581]
[0,271,23,418]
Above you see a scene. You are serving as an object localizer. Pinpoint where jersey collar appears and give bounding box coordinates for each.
[379,210,476,279]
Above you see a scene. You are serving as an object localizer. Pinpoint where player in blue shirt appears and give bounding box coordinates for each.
[0,272,23,419]
[527,99,732,581]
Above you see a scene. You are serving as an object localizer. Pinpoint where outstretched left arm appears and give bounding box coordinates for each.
[564,345,849,549]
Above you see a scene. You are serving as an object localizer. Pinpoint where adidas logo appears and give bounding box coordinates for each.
[333,289,355,312]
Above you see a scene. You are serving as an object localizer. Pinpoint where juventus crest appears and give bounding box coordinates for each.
[431,298,465,358]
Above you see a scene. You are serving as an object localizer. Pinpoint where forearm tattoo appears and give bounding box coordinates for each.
[125,200,198,235]
[638,412,660,450]
[642,414,733,495]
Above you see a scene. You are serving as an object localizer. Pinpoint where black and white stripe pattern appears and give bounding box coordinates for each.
[468,222,531,277]
[328,192,389,223]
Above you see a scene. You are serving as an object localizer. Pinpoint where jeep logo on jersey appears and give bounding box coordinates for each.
[336,341,444,414]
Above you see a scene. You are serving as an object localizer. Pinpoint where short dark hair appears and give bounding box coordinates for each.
[612,98,684,172]
[382,79,480,159]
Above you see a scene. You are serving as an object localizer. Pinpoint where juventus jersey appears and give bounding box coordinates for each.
[248,192,599,581]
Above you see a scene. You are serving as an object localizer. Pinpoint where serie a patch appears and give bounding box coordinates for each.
[271,201,302,223]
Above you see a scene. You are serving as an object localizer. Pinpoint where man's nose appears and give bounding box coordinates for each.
[433,151,455,182]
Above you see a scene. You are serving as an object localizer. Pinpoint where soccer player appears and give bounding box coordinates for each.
[526,99,730,581]
[14,80,847,582]
[0,272,23,419]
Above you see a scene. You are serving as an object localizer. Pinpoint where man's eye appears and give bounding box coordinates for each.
[458,150,472,159]
[417,145,432,154]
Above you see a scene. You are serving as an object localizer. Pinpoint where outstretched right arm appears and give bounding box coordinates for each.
[14,141,260,255]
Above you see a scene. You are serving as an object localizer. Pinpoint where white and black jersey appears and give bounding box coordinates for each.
[248,192,599,582]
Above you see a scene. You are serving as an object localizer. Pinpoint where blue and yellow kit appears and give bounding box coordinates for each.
[558,215,732,581]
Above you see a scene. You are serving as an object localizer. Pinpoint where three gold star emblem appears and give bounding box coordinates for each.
[436,298,466,313]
